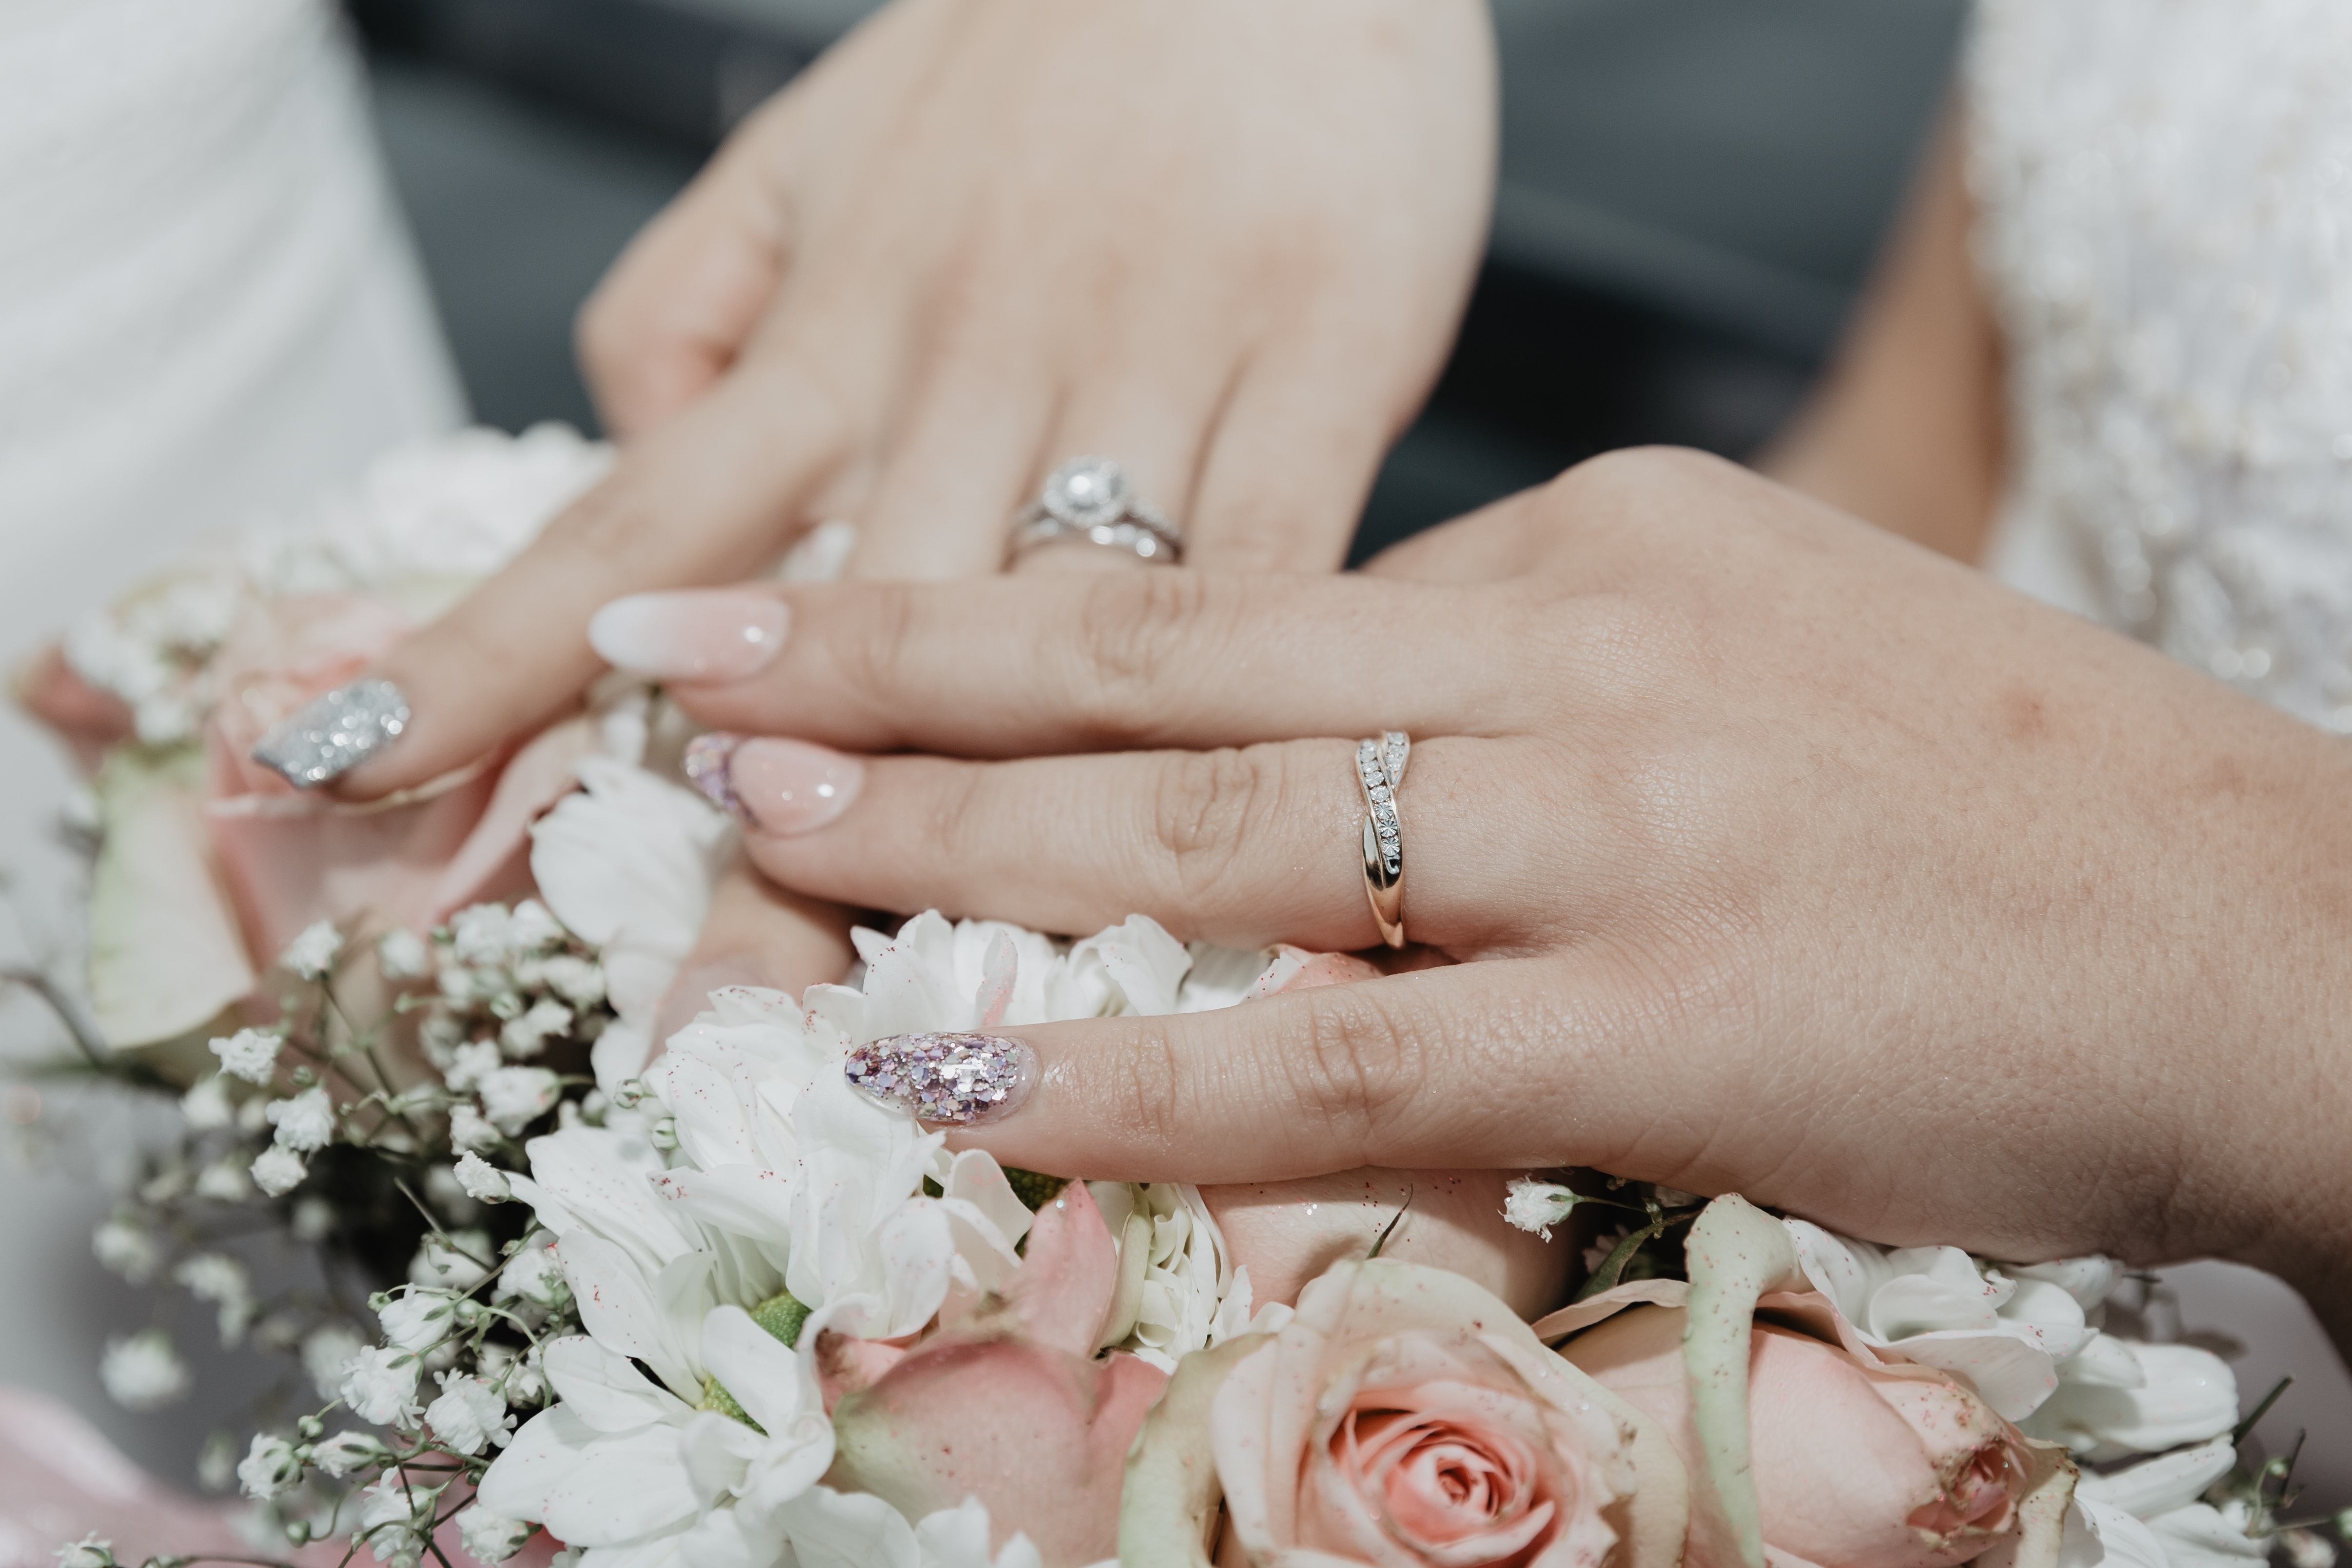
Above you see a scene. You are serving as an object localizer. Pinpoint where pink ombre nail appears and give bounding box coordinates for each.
[589,589,787,682]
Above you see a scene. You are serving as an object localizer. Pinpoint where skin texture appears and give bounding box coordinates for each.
[332,0,1497,804]
[645,452,2352,1361]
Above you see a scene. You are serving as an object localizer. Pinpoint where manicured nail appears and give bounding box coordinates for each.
[589,589,787,682]
[844,1033,1036,1125]
[684,732,862,833]
[251,679,410,788]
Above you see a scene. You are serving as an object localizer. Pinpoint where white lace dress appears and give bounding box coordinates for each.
[1970,0,2352,1503]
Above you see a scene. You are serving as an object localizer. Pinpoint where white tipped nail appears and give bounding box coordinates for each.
[589,590,787,682]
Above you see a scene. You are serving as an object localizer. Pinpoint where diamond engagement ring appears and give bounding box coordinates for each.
[1354,731,1410,948]
[1010,456,1184,565]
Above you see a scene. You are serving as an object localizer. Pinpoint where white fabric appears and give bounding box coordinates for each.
[0,0,461,1484]
[1970,0,2352,1508]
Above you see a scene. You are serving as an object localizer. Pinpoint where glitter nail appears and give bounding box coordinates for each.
[844,1033,1035,1126]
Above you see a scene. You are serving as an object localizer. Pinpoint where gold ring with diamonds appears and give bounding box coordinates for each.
[1354,732,1409,947]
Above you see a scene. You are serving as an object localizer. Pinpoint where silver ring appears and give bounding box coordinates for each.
[1010,456,1184,565]
[1355,732,1409,947]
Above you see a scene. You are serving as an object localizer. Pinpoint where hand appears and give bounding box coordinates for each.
[616,450,2352,1344]
[326,0,1496,799]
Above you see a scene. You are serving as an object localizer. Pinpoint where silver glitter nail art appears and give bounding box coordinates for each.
[250,679,411,788]
[844,1032,1034,1126]
[683,732,746,820]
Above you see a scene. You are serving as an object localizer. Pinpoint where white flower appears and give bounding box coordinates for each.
[1502,1176,1581,1242]
[529,759,734,1088]
[355,1471,442,1568]
[235,1434,302,1500]
[452,1152,513,1203]
[535,955,605,1007]
[1090,1181,1250,1372]
[426,1372,515,1455]
[377,1290,457,1355]
[208,1027,282,1084]
[98,1330,189,1410]
[308,1430,390,1479]
[508,900,566,952]
[499,999,571,1058]
[455,1508,534,1565]
[376,929,432,980]
[250,1145,308,1197]
[292,1196,335,1242]
[445,1040,502,1095]
[477,1343,546,1407]
[912,1499,1047,1568]
[266,1086,336,1151]
[411,1229,493,1292]
[449,1103,500,1153]
[280,921,344,980]
[196,1156,257,1202]
[302,1325,367,1401]
[91,1217,161,1284]
[339,1345,423,1427]
[450,904,519,969]
[173,1253,255,1345]
[496,1245,568,1310]
[179,1075,234,1131]
[2021,1339,2239,1460]
[478,1067,561,1135]
[54,1534,116,1568]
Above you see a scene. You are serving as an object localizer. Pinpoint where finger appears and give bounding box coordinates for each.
[1183,343,1400,573]
[577,116,794,438]
[845,353,1056,581]
[844,958,1735,1191]
[331,357,854,798]
[707,734,1548,955]
[649,862,855,1046]
[645,572,1537,756]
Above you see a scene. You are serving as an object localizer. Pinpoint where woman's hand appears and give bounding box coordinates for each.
[320,0,1496,799]
[613,449,2352,1339]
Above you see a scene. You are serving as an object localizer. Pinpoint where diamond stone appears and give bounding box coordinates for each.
[1042,456,1130,528]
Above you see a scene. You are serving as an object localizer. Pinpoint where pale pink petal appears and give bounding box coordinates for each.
[430,717,599,921]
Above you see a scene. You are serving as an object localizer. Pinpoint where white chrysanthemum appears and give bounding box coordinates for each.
[236,1434,301,1501]
[208,1027,281,1084]
[280,921,344,980]
[376,929,431,980]
[91,1217,161,1284]
[1788,1220,2240,1452]
[478,911,1278,1565]
[478,1067,561,1134]
[453,1152,512,1203]
[1090,1180,1254,1372]
[250,1146,308,1198]
[266,1087,336,1151]
[1503,1176,1581,1242]
[455,1508,534,1565]
[340,1345,423,1428]
[98,1330,189,1410]
[426,1372,514,1455]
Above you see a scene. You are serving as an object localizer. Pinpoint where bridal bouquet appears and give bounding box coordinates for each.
[12,430,2340,1568]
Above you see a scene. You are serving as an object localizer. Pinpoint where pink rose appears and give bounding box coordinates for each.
[823,1181,1170,1567]
[1122,1259,1689,1568]
[1564,1303,2043,1568]
[27,594,594,1048]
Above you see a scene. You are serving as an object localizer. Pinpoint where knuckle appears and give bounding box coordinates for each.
[1278,987,1431,1157]
[1150,744,1277,903]
[1068,571,1214,742]
[826,585,923,730]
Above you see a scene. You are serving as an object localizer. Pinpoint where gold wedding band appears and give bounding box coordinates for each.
[1354,732,1409,948]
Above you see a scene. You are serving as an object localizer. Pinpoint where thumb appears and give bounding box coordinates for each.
[320,356,851,799]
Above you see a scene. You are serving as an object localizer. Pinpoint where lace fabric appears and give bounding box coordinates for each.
[1971,0,2352,731]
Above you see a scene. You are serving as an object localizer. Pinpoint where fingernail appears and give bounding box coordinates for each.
[684,732,862,833]
[844,1032,1036,1126]
[251,678,411,788]
[589,589,787,682]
